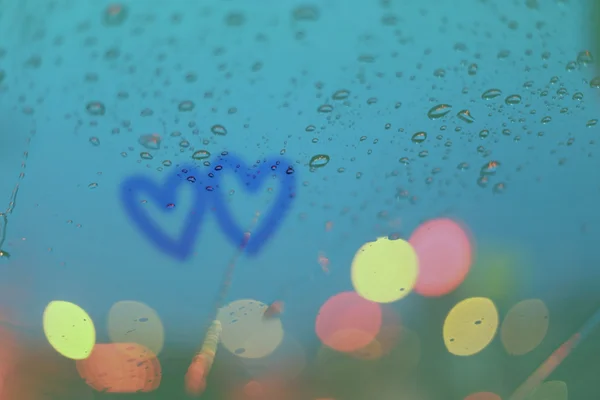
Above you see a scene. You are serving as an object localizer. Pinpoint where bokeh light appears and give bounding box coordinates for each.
[315,291,382,353]
[76,342,161,393]
[409,218,472,297]
[527,380,568,400]
[107,300,165,356]
[500,299,549,356]
[43,300,96,360]
[217,299,284,359]
[443,297,499,356]
[351,237,418,303]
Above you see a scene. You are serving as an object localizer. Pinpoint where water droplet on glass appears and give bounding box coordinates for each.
[317,104,334,113]
[492,182,506,194]
[192,150,211,160]
[505,95,522,105]
[309,154,330,169]
[479,129,489,139]
[89,137,100,146]
[573,92,584,101]
[481,88,502,100]
[332,89,350,100]
[211,124,227,136]
[88,182,98,189]
[292,5,320,21]
[541,116,552,124]
[565,61,578,71]
[590,77,600,88]
[427,104,452,120]
[140,152,153,160]
[467,63,478,75]
[103,3,128,26]
[139,133,161,150]
[587,119,598,127]
[577,50,593,65]
[178,100,195,112]
[86,101,106,116]
[480,161,500,176]
[411,132,427,144]
[457,109,475,123]
[457,162,469,171]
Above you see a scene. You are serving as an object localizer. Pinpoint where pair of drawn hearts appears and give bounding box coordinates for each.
[120,153,297,261]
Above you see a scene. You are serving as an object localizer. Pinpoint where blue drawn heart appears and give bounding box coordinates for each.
[209,152,297,256]
[119,169,208,262]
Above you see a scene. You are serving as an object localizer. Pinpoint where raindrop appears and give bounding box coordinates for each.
[140,152,153,160]
[211,124,227,136]
[590,77,600,88]
[86,101,106,116]
[573,92,584,101]
[427,104,452,120]
[185,72,197,82]
[317,104,334,113]
[292,5,320,21]
[332,89,350,100]
[480,161,500,176]
[541,116,552,124]
[479,129,489,138]
[411,132,427,144]
[89,137,100,146]
[139,134,161,150]
[467,63,478,75]
[225,11,246,26]
[309,154,330,169]
[192,150,211,160]
[178,100,195,112]
[481,88,502,100]
[102,3,128,26]
[505,95,522,105]
[577,50,593,65]
[565,61,578,71]
[457,110,475,123]
[492,182,506,194]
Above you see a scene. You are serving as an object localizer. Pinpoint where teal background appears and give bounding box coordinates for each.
[1,0,600,399]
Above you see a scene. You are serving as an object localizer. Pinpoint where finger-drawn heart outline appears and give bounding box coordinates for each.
[120,170,208,262]
[208,153,297,256]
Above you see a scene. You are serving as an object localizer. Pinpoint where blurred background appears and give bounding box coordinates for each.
[1,0,600,399]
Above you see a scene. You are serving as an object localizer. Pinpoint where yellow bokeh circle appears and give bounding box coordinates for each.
[351,236,418,303]
[43,300,96,360]
[443,297,499,356]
